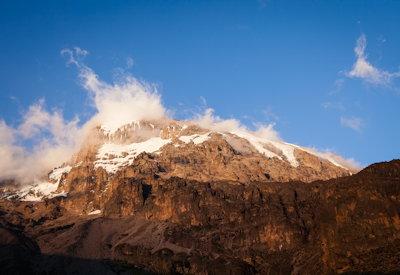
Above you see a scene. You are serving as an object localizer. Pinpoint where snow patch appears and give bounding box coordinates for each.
[229,129,299,167]
[94,137,171,173]
[3,165,72,202]
[49,165,72,183]
[179,133,211,145]
[15,180,59,202]
[269,141,299,167]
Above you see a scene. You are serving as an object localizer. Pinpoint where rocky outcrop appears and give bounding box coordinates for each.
[1,160,399,274]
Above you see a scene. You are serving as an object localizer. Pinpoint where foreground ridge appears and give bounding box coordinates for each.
[0,160,399,274]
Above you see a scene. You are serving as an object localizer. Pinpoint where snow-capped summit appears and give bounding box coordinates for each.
[2,118,356,203]
[90,119,353,174]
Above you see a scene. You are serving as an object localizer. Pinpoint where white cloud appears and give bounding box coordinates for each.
[78,66,167,133]
[193,108,281,141]
[60,47,88,66]
[0,101,88,184]
[62,47,168,133]
[0,47,360,184]
[304,147,362,171]
[193,108,360,170]
[340,116,364,132]
[0,48,168,184]
[347,34,400,86]
[193,108,243,133]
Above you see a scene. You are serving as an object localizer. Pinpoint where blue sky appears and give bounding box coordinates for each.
[0,0,399,166]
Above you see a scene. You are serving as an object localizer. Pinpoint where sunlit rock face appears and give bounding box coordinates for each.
[2,119,382,274]
[0,160,399,274]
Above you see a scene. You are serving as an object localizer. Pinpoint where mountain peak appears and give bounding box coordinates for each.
[1,118,356,202]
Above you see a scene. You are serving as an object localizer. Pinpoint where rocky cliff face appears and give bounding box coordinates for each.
[0,160,399,274]
[3,119,394,274]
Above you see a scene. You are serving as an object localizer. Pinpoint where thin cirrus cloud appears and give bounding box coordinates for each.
[347,34,400,86]
[340,116,364,132]
[126,57,134,69]
[321,101,345,111]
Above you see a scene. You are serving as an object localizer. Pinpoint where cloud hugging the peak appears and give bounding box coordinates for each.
[0,47,168,184]
[347,34,400,86]
[0,100,85,184]
[0,47,359,184]
[62,47,168,133]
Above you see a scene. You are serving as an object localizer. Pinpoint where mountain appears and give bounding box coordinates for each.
[1,119,354,207]
[0,158,399,274]
[0,120,399,274]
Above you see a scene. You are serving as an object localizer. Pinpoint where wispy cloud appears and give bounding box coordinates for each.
[329,78,345,95]
[347,34,400,86]
[126,57,134,69]
[304,147,362,171]
[60,47,88,66]
[262,106,279,122]
[321,101,345,111]
[340,116,364,132]
[193,108,281,141]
